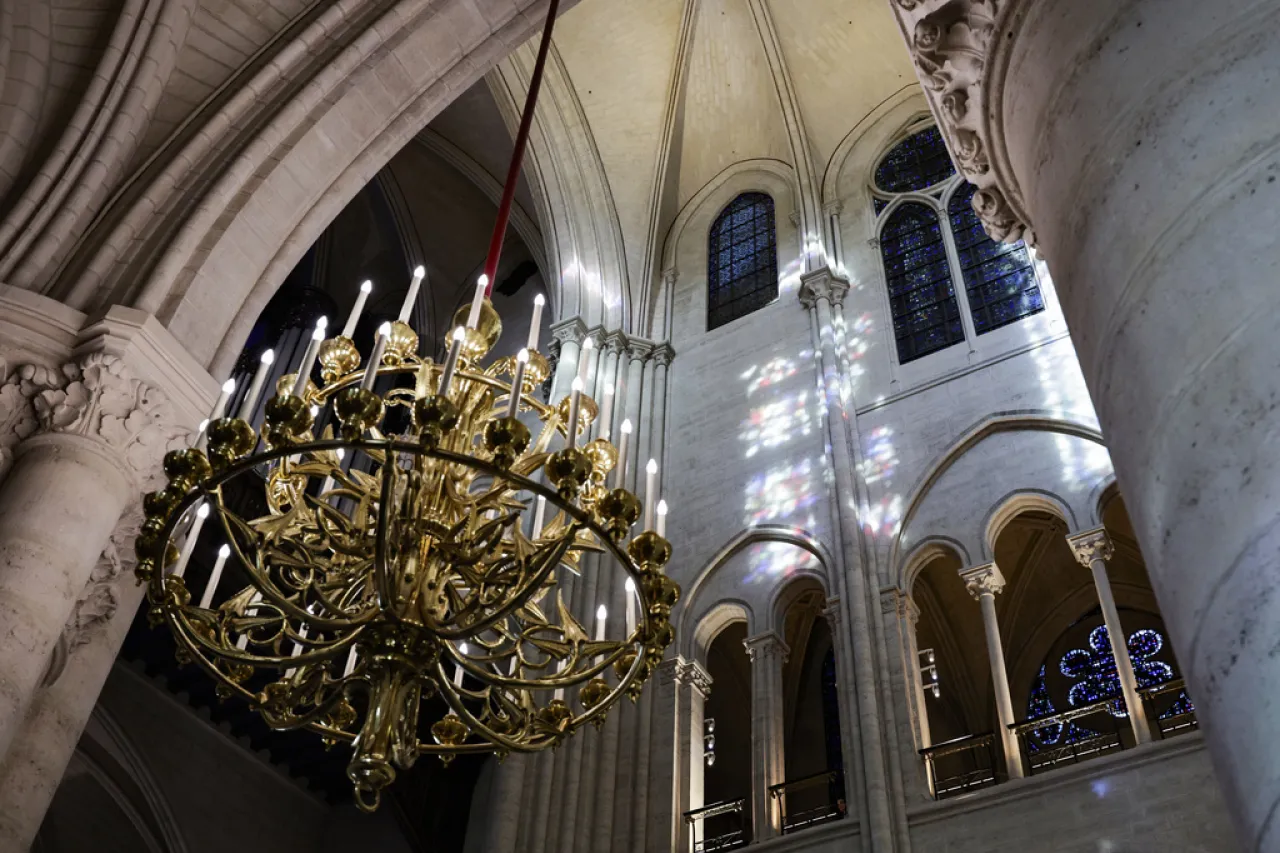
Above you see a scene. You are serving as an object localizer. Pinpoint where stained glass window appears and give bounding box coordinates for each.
[707,192,778,331]
[1026,624,1193,751]
[947,183,1044,334]
[874,126,956,194]
[880,202,964,362]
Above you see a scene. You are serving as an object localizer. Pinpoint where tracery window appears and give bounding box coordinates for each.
[708,192,779,331]
[1025,624,1193,751]
[873,125,1045,363]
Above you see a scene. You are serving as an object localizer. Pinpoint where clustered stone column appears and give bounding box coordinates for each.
[498,318,676,853]
[958,563,1023,780]
[1067,528,1152,744]
[744,632,788,840]
[889,0,1280,844]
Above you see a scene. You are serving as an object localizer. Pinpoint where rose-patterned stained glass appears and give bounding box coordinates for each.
[708,192,779,331]
[880,202,964,362]
[948,183,1044,334]
[874,126,956,194]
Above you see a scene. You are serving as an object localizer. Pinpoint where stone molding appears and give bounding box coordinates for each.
[551,316,673,366]
[959,561,1006,599]
[744,631,790,664]
[888,0,1032,244]
[550,317,589,347]
[798,267,851,310]
[1066,527,1115,567]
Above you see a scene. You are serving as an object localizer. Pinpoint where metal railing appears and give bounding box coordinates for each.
[921,679,1200,799]
[684,798,750,852]
[768,769,847,834]
[920,733,1000,800]
[1012,698,1128,775]
[1140,678,1198,738]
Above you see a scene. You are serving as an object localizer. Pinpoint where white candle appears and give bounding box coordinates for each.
[236,592,261,651]
[657,499,669,538]
[361,322,392,392]
[199,544,231,609]
[595,605,607,642]
[466,276,487,329]
[507,349,530,419]
[438,327,466,396]
[454,642,468,687]
[644,459,658,529]
[207,378,236,423]
[527,294,546,350]
[615,420,632,487]
[291,321,326,397]
[398,266,427,324]
[172,502,209,578]
[343,645,358,677]
[566,377,584,447]
[598,381,615,440]
[342,280,373,338]
[625,577,636,634]
[238,349,276,421]
[577,338,595,386]
[532,495,546,537]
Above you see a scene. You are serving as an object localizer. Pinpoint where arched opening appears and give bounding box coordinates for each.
[777,580,845,833]
[36,753,162,853]
[700,621,752,848]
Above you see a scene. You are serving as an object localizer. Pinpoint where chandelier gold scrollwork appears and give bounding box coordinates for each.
[133,298,678,812]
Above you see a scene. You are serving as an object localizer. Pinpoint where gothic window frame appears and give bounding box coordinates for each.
[870,122,1046,366]
[706,191,780,331]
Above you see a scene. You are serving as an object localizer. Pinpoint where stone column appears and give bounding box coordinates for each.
[548,317,586,403]
[1067,528,1152,745]
[0,354,188,768]
[645,657,709,853]
[744,632,788,840]
[647,344,674,495]
[799,268,898,851]
[959,563,1023,780]
[890,0,1280,844]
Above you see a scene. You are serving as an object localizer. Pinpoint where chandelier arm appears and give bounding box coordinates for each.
[374,457,397,613]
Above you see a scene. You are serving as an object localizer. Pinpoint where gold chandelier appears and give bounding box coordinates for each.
[133,288,678,810]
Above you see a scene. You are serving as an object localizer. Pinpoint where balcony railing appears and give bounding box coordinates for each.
[768,769,847,834]
[920,733,1000,800]
[684,797,750,852]
[1012,698,1128,775]
[922,679,1199,799]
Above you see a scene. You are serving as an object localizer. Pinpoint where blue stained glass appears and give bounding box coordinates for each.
[873,197,889,216]
[874,126,956,193]
[948,183,1045,334]
[880,203,962,363]
[708,193,778,331]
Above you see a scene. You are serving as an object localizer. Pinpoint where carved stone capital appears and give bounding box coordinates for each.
[650,342,676,369]
[798,268,851,310]
[676,659,713,698]
[626,337,655,364]
[744,631,790,665]
[889,0,1033,245]
[603,330,629,356]
[550,317,589,348]
[821,597,843,631]
[959,562,1006,600]
[1067,527,1115,567]
[823,199,844,217]
[3,353,191,490]
[662,268,678,289]
[880,586,916,622]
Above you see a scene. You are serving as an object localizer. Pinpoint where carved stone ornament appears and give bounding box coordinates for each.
[42,511,144,687]
[744,632,790,664]
[798,269,851,310]
[676,659,713,697]
[890,0,1033,245]
[1067,528,1115,568]
[2,353,191,491]
[959,562,1006,600]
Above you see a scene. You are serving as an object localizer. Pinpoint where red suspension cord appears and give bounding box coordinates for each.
[482,0,562,297]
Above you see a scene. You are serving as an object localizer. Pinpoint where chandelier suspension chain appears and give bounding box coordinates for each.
[482,0,562,296]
